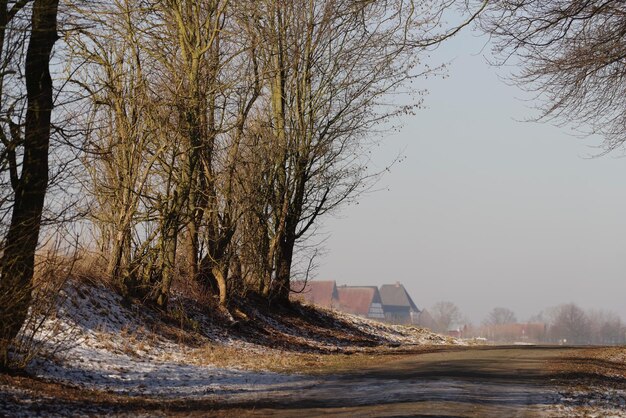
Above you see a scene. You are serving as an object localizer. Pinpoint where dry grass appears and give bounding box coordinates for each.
[548,346,626,388]
[186,343,443,374]
[4,250,81,369]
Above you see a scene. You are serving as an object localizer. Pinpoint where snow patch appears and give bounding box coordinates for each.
[23,281,310,398]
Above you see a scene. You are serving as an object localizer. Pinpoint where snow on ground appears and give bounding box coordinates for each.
[8,279,454,402]
[330,309,461,346]
[30,342,306,398]
[2,284,625,418]
[20,281,311,398]
[548,348,626,417]
[551,388,626,417]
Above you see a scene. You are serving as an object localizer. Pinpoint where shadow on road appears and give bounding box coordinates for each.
[209,345,608,417]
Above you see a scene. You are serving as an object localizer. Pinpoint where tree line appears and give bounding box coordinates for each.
[70,0,456,307]
[428,303,626,345]
[0,0,488,365]
[2,0,624,365]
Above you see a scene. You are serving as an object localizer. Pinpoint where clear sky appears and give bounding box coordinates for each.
[316,27,626,324]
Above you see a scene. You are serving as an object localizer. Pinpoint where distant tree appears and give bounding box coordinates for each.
[484,307,517,326]
[480,1,626,152]
[549,303,591,345]
[430,301,462,333]
[587,309,626,345]
[527,311,547,324]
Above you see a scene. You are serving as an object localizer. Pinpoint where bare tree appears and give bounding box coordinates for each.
[525,306,625,344]
[71,0,159,292]
[549,303,591,345]
[0,0,59,365]
[587,309,625,345]
[483,307,517,326]
[65,0,483,313]
[430,301,462,333]
[246,0,456,304]
[480,1,626,152]
[72,0,245,307]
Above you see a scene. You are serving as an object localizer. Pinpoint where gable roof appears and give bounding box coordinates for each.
[416,309,439,330]
[379,282,420,312]
[290,280,338,308]
[336,286,382,316]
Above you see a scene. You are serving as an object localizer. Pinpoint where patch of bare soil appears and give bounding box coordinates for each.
[548,346,626,416]
[549,346,626,384]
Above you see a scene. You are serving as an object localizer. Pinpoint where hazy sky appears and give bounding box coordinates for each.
[316,27,626,324]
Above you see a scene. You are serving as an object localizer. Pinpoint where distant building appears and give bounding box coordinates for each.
[379,282,421,325]
[447,323,467,338]
[479,323,547,343]
[336,285,385,320]
[290,280,340,309]
[415,309,439,330]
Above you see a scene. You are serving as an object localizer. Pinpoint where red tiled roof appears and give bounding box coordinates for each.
[290,280,338,308]
[336,286,382,316]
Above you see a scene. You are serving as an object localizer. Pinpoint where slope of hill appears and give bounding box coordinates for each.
[1,278,458,415]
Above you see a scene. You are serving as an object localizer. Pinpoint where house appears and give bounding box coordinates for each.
[479,323,547,343]
[336,285,385,320]
[379,282,420,325]
[447,323,467,338]
[290,280,340,309]
[415,309,439,330]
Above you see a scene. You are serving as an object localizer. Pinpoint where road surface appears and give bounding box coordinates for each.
[4,345,620,416]
[215,346,588,417]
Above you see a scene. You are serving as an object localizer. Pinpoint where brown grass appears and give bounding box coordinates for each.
[548,346,626,388]
[186,343,444,374]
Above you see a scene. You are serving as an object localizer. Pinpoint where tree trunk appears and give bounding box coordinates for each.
[155,213,178,308]
[107,229,128,281]
[212,266,228,306]
[186,220,198,280]
[0,0,59,363]
[273,234,294,304]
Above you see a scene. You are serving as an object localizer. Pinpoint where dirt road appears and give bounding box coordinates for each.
[217,345,623,417]
[3,345,625,416]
